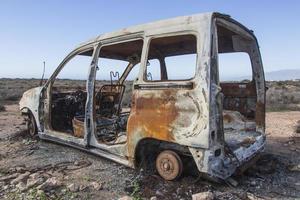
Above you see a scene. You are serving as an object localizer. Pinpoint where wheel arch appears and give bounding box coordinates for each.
[20,106,40,132]
[133,137,191,168]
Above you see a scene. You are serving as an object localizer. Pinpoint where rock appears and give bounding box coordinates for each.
[155,190,164,196]
[227,177,238,187]
[16,182,27,192]
[288,164,300,172]
[150,196,157,200]
[11,171,30,185]
[90,181,102,190]
[29,172,40,180]
[250,180,257,186]
[26,177,44,189]
[192,191,214,200]
[176,187,184,194]
[67,183,79,192]
[37,177,62,191]
[15,166,26,173]
[0,173,20,182]
[247,192,264,200]
[118,196,133,200]
[79,184,87,191]
[3,185,9,190]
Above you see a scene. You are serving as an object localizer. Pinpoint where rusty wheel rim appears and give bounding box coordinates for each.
[156,150,183,181]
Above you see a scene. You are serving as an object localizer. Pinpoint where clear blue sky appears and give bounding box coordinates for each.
[0,1,299,79]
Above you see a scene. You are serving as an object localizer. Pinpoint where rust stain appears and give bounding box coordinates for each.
[127,90,179,156]
[255,101,265,128]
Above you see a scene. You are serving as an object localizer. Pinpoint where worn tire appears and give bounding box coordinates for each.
[27,113,37,136]
[156,150,183,181]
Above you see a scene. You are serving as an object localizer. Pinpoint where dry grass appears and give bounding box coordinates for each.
[266,81,300,111]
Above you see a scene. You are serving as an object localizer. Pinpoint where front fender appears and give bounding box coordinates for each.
[19,86,43,130]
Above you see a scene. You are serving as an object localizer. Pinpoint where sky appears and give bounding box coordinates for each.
[0,1,299,79]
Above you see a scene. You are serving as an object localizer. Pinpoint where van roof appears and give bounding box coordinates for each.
[78,12,237,47]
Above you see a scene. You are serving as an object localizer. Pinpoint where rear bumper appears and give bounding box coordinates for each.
[189,134,266,180]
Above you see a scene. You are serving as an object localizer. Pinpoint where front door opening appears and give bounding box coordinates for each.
[50,49,94,137]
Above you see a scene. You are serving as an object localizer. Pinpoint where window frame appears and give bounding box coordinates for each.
[46,46,95,88]
[142,32,199,83]
[95,37,144,83]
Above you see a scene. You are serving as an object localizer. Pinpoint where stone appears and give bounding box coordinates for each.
[90,181,102,190]
[74,160,80,166]
[250,180,257,186]
[16,182,27,192]
[11,171,30,185]
[37,177,62,191]
[3,185,9,190]
[155,190,164,196]
[29,172,40,180]
[192,191,214,200]
[79,184,87,191]
[247,192,264,200]
[288,164,300,172]
[0,173,20,182]
[150,196,157,200]
[67,183,79,192]
[227,177,238,187]
[26,177,44,189]
[118,196,133,200]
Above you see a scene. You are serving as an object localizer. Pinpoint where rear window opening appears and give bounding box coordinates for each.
[217,23,260,152]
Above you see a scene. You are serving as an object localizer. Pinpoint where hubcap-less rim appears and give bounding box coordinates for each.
[156,150,183,181]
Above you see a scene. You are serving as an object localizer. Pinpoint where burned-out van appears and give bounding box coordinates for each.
[19,12,266,181]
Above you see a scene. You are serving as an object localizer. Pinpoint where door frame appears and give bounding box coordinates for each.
[87,34,144,158]
[40,43,98,147]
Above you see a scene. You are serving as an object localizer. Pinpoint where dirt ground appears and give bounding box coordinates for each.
[0,104,299,200]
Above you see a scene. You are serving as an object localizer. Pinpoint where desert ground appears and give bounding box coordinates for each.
[0,79,300,200]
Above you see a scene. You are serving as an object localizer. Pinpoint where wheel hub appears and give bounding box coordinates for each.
[156,150,183,181]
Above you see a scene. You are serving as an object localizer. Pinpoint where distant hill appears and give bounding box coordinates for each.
[225,69,300,81]
[264,69,300,81]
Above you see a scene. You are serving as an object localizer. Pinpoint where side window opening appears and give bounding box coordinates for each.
[145,34,197,81]
[146,59,160,81]
[50,49,93,135]
[165,54,196,80]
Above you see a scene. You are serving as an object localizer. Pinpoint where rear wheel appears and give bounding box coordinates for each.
[156,150,183,181]
[27,113,37,136]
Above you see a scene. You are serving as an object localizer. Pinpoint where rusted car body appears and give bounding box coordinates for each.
[19,12,266,181]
